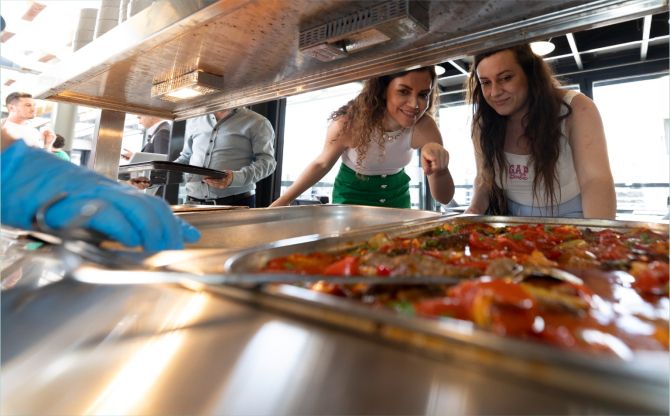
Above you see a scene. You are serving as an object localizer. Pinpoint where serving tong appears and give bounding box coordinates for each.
[69,263,584,287]
[1,193,155,284]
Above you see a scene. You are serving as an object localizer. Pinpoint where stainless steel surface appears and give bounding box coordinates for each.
[27,0,668,120]
[70,265,469,286]
[178,205,444,249]
[170,204,248,212]
[1,279,660,415]
[220,215,669,412]
[88,109,126,179]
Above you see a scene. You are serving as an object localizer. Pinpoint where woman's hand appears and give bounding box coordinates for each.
[269,197,290,208]
[421,142,450,176]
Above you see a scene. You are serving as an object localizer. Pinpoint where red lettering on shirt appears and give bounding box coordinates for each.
[509,164,529,181]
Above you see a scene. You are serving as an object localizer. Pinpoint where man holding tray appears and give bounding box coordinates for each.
[130,108,276,208]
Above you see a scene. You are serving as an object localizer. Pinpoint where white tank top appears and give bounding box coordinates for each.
[341,126,414,175]
[496,90,581,207]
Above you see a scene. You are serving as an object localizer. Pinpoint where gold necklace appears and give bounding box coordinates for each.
[380,126,406,142]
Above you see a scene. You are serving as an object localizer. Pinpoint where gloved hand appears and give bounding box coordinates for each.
[1,139,200,251]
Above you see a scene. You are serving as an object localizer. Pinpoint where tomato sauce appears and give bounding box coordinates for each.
[259,222,669,355]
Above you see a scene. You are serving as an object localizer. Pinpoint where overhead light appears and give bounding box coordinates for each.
[165,88,203,99]
[152,62,224,102]
[530,41,555,56]
[435,65,446,76]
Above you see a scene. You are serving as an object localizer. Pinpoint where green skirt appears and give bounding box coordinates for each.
[332,163,411,209]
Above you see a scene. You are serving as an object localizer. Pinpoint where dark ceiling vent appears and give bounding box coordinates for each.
[299,1,429,62]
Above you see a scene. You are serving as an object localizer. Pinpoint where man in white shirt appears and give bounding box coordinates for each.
[2,92,54,148]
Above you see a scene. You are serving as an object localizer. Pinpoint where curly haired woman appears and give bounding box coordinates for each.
[464,44,616,218]
[270,67,455,208]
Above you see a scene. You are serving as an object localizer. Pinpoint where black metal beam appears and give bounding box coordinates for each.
[250,99,287,207]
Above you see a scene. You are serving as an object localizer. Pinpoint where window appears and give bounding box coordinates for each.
[593,73,669,214]
[438,104,475,208]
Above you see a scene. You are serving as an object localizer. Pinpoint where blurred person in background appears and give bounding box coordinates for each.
[2,92,55,149]
[121,116,172,161]
[49,134,70,162]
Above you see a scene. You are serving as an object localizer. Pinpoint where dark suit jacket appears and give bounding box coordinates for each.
[141,121,171,198]
[142,121,171,154]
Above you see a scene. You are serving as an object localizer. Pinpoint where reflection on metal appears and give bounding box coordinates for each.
[176,204,443,249]
[89,109,126,179]
[151,59,224,102]
[641,15,652,60]
[299,1,429,62]
[4,280,644,415]
[84,292,207,415]
[26,0,668,120]
[566,33,584,70]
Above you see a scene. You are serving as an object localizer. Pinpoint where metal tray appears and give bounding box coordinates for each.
[176,205,447,249]
[221,215,669,412]
[117,161,227,185]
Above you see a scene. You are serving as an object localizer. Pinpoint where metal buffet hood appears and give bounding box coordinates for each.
[28,0,667,121]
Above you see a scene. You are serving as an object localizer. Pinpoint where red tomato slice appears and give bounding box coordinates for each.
[323,256,360,276]
[413,298,467,319]
[469,231,499,251]
[376,264,392,276]
[633,261,670,295]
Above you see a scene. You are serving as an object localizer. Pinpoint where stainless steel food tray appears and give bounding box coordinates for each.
[176,205,447,249]
[220,215,669,412]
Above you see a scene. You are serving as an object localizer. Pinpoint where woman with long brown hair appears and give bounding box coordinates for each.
[271,66,454,208]
[464,44,616,218]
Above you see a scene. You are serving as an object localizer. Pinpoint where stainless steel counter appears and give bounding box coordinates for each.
[1,279,656,415]
[177,205,444,249]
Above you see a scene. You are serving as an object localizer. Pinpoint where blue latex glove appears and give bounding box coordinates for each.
[1,139,200,251]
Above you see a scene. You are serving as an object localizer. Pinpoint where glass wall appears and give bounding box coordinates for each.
[438,103,475,209]
[593,73,669,215]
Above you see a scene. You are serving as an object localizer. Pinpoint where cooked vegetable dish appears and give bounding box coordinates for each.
[261,223,669,355]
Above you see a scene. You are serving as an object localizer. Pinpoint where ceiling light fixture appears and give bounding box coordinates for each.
[152,62,224,102]
[530,40,555,56]
[435,65,446,76]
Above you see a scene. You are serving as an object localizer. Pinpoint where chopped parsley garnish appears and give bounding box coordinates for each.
[544,226,555,234]
[640,233,650,243]
[453,225,462,233]
[506,233,524,241]
[283,263,294,269]
[421,240,440,249]
[434,227,447,236]
[388,301,416,316]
